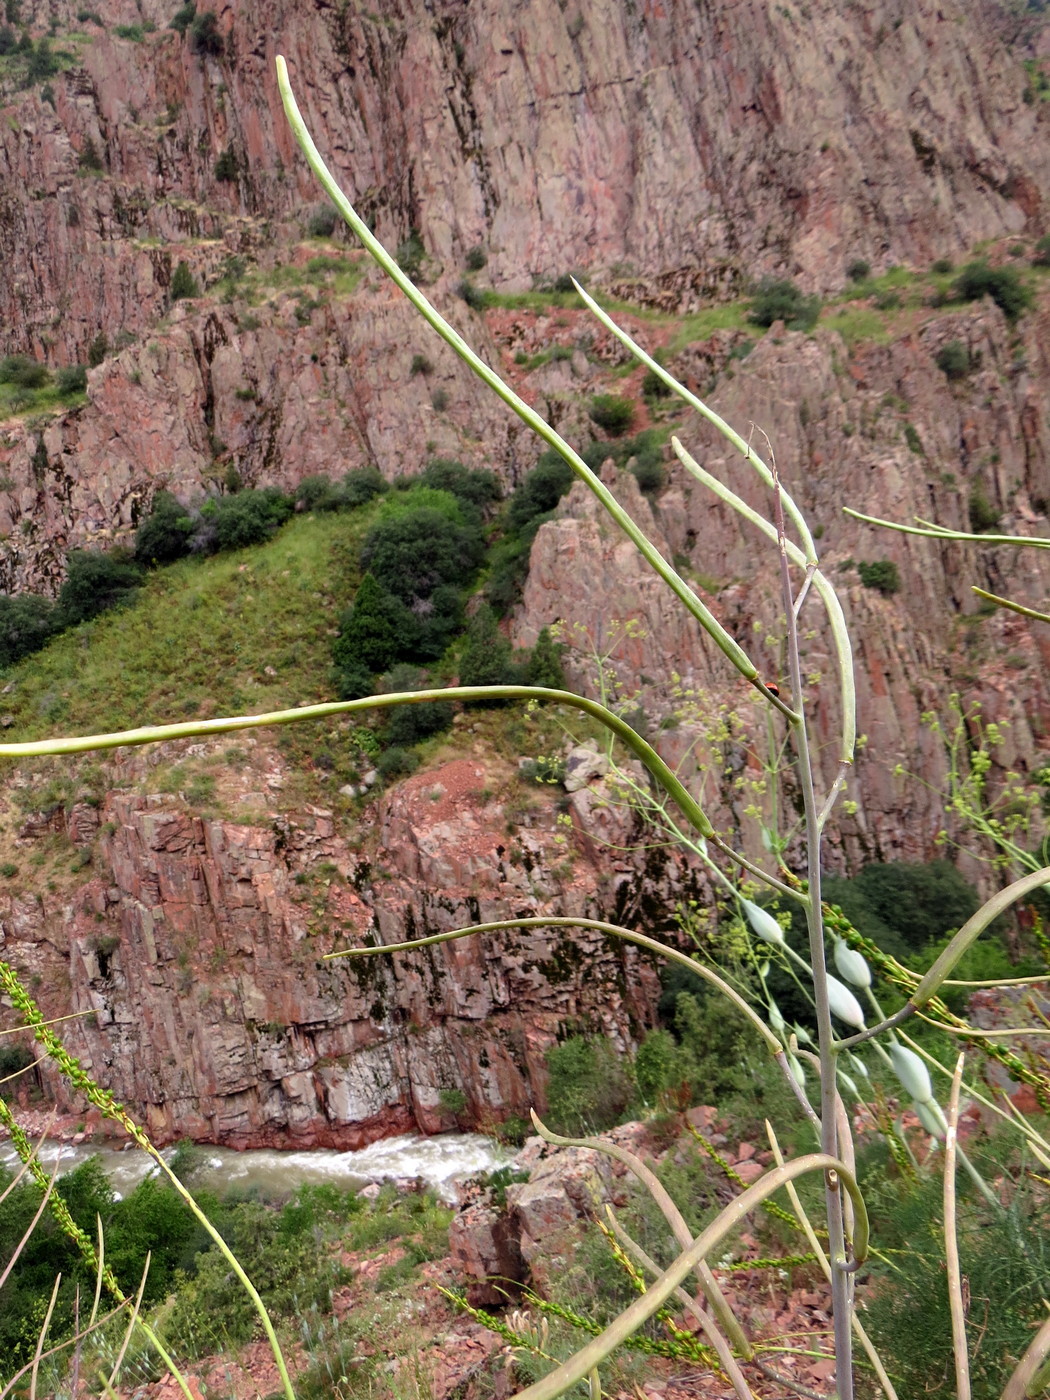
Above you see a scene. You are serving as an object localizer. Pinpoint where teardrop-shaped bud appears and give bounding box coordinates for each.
[787,1053,806,1089]
[742,899,784,946]
[826,975,866,1029]
[914,1098,947,1140]
[836,1069,860,1099]
[833,938,872,989]
[890,1044,933,1104]
[758,960,770,980]
[792,1023,814,1046]
[847,1053,870,1079]
[768,1001,785,1035]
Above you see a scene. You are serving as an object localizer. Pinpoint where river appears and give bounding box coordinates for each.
[0,1131,512,1201]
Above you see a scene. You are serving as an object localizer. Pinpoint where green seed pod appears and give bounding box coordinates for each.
[890,1043,933,1104]
[833,937,872,989]
[826,974,866,1028]
[741,899,785,945]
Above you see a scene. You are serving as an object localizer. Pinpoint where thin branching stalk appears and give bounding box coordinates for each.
[530,1112,753,1363]
[944,1054,971,1400]
[842,508,1050,549]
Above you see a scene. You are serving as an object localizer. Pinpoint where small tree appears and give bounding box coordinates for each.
[935,339,971,380]
[189,10,223,55]
[332,572,417,676]
[952,260,1033,322]
[0,594,55,668]
[135,491,193,566]
[525,626,566,688]
[169,260,200,302]
[748,276,821,330]
[56,550,144,627]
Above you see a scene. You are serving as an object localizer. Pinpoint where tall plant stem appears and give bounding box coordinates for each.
[772,459,854,1397]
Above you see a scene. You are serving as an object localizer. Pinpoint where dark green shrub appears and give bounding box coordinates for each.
[0,1041,33,1098]
[456,278,486,311]
[630,457,665,494]
[903,422,924,455]
[170,260,200,302]
[56,549,144,627]
[464,244,487,272]
[506,456,574,531]
[588,394,635,437]
[77,137,104,175]
[930,257,954,275]
[544,1036,633,1135]
[968,481,1001,533]
[376,746,419,781]
[0,24,14,52]
[189,9,223,55]
[457,604,519,695]
[1032,235,1050,268]
[748,277,821,330]
[213,145,237,181]
[409,353,432,377]
[0,354,50,389]
[395,231,426,280]
[384,679,454,746]
[211,488,293,551]
[525,626,565,688]
[418,458,501,510]
[341,465,388,508]
[641,367,671,399]
[26,37,59,80]
[849,859,979,952]
[952,260,1033,321]
[335,662,373,701]
[484,530,536,616]
[114,23,144,39]
[846,258,871,282]
[169,1,196,32]
[361,507,484,604]
[414,582,464,660]
[935,339,971,380]
[294,474,337,512]
[135,491,193,566]
[307,204,338,238]
[856,559,901,594]
[87,331,108,367]
[76,8,104,23]
[333,573,418,676]
[0,594,55,668]
[55,364,87,396]
[553,272,580,294]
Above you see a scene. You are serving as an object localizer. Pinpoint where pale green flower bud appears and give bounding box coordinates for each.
[787,1053,806,1088]
[768,1001,785,1035]
[847,1053,869,1078]
[826,975,866,1029]
[833,937,872,989]
[914,1098,947,1139]
[792,1023,813,1046]
[890,1044,933,1104]
[742,899,784,946]
[836,1069,860,1099]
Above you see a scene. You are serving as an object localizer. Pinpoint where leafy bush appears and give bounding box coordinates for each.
[457,604,520,694]
[525,626,565,688]
[630,456,665,494]
[545,1035,633,1135]
[341,465,388,508]
[418,458,501,510]
[170,259,200,302]
[588,394,635,437]
[842,859,979,952]
[935,339,971,380]
[856,559,901,594]
[209,487,293,552]
[1032,234,1050,268]
[747,277,821,330]
[641,367,671,399]
[952,260,1033,321]
[0,354,49,390]
[968,480,1001,533]
[213,145,237,181]
[0,594,55,668]
[846,258,870,282]
[169,1,196,32]
[395,231,426,280]
[464,244,487,271]
[375,745,419,780]
[409,352,432,376]
[456,278,487,311]
[56,549,144,627]
[384,682,454,746]
[189,9,223,55]
[903,421,924,455]
[87,331,108,367]
[507,456,575,531]
[135,490,194,566]
[930,257,954,275]
[26,37,59,80]
[361,506,484,604]
[55,364,87,396]
[307,204,338,238]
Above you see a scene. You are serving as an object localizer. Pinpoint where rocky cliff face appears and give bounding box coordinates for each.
[0,0,1048,1144]
[2,749,684,1146]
